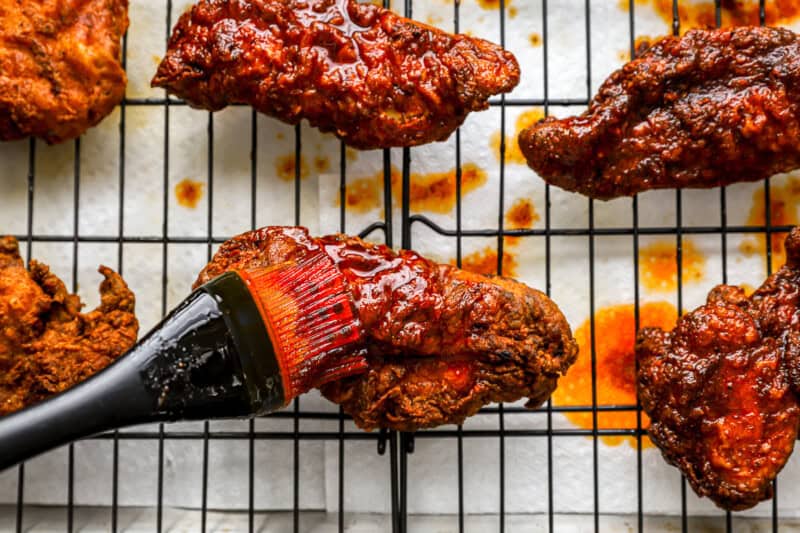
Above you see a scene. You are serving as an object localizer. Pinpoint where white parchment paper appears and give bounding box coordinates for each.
[1,0,800,518]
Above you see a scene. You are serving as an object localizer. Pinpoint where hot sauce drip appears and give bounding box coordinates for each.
[448,198,539,277]
[455,248,518,277]
[313,155,331,174]
[625,0,800,30]
[343,170,389,214]
[339,164,488,214]
[504,198,539,246]
[276,154,309,182]
[175,178,204,209]
[476,0,518,18]
[553,302,678,448]
[506,199,539,230]
[740,176,800,269]
[639,239,706,293]
[406,165,488,213]
[491,109,545,165]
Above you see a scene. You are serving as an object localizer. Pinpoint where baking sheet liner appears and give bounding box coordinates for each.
[1,0,799,517]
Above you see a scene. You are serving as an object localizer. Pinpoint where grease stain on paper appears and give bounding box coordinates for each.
[553,302,679,449]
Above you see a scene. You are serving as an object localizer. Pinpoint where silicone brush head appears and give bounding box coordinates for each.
[236,252,367,403]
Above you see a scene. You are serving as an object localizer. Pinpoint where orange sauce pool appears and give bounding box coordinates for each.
[625,0,800,30]
[275,154,309,182]
[739,176,800,269]
[553,302,678,448]
[639,238,705,293]
[490,108,545,165]
[454,247,518,277]
[174,178,203,209]
[529,32,542,47]
[339,163,488,214]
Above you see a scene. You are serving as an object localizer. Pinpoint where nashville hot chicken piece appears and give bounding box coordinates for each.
[0,0,128,143]
[152,0,520,150]
[519,27,800,199]
[195,227,577,431]
[637,228,800,510]
[0,236,138,416]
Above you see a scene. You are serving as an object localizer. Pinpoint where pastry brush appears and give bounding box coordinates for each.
[0,252,367,471]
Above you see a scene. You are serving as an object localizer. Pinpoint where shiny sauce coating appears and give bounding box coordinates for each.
[152,0,520,149]
[194,226,577,431]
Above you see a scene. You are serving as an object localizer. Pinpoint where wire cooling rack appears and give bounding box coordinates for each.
[2,0,797,531]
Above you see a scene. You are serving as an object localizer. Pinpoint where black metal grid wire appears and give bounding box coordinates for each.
[6,0,788,532]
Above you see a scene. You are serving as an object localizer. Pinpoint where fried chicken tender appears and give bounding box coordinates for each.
[0,237,138,416]
[152,0,520,150]
[637,228,800,510]
[0,0,128,143]
[195,227,577,431]
[519,27,800,200]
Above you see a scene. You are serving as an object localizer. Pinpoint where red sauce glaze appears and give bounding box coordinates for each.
[194,226,577,430]
[443,361,474,392]
[637,229,800,510]
[152,0,520,149]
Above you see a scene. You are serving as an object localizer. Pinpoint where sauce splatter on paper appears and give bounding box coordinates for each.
[455,247,518,277]
[504,199,539,245]
[406,164,487,213]
[340,164,488,214]
[624,0,800,30]
[275,154,309,182]
[490,108,545,165]
[529,33,542,47]
[740,177,800,269]
[476,0,518,18]
[175,178,203,209]
[344,169,391,214]
[506,199,539,229]
[553,302,678,448]
[450,198,539,275]
[314,155,331,174]
[639,238,705,293]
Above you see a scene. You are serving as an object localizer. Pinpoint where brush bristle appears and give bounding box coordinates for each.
[237,253,367,402]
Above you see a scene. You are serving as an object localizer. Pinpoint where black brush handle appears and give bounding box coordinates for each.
[0,273,284,471]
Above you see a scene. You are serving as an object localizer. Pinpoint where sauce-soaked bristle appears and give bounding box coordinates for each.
[237,252,367,402]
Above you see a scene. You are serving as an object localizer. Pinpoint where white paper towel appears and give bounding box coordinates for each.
[2,0,800,518]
